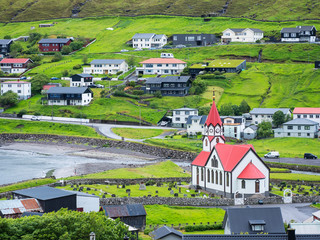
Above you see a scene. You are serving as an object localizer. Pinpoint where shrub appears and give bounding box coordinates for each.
[51,52,63,62]
[61,70,69,77]
[184,223,223,232]
[116,71,123,75]
[153,91,162,98]
[73,64,82,70]
[61,45,72,55]
[74,113,87,119]
[146,180,156,186]
[144,228,153,235]
[17,109,27,118]
[132,90,144,95]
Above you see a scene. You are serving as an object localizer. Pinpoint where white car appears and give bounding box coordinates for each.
[120,49,129,52]
[264,151,280,158]
[31,116,41,121]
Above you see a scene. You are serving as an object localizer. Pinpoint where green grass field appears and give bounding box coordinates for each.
[66,160,190,179]
[0,119,103,138]
[112,128,170,139]
[271,173,320,182]
[0,179,56,194]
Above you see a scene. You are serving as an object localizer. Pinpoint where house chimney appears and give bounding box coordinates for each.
[287,228,296,240]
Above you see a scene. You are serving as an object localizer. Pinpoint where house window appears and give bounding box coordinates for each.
[146,64,153,68]
[187,36,195,41]
[291,33,296,37]
[251,224,265,231]
[207,169,210,183]
[303,115,307,118]
[173,36,177,41]
[287,126,293,130]
[298,133,301,136]
[316,115,319,118]
[175,117,180,121]
[305,126,310,130]
[297,115,301,118]
[157,64,162,67]
[176,111,180,115]
[284,33,289,37]
[197,36,201,41]
[225,33,230,36]
[310,115,313,118]
[185,111,190,115]
[307,133,310,136]
[298,126,301,130]
[201,168,204,181]
[241,180,246,189]
[205,139,208,147]
[288,133,290,136]
[219,172,222,185]
[211,170,214,183]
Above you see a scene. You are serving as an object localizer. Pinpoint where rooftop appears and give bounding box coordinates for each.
[38,38,71,44]
[151,226,183,240]
[0,39,12,44]
[101,204,146,218]
[190,59,245,69]
[293,107,320,114]
[47,87,91,94]
[71,73,93,78]
[146,76,191,84]
[90,59,125,65]
[132,33,155,39]
[0,58,31,64]
[250,108,291,115]
[140,58,186,64]
[284,118,319,126]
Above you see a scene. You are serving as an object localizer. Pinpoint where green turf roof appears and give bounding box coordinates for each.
[190,59,245,69]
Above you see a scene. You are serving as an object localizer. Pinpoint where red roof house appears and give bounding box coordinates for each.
[0,58,32,74]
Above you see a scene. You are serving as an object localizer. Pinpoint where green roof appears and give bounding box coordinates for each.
[190,59,245,69]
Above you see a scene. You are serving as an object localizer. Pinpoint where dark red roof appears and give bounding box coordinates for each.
[0,58,30,64]
[237,162,265,179]
[43,85,56,90]
[191,151,211,166]
[205,101,222,127]
[207,136,226,142]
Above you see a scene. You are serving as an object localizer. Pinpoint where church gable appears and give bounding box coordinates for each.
[205,149,224,171]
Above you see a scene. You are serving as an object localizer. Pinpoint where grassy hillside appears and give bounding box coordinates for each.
[0,0,319,22]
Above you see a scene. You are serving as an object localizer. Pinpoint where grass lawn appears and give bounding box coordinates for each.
[312,204,320,209]
[145,205,225,225]
[112,128,171,139]
[0,179,56,194]
[271,173,320,182]
[66,160,190,179]
[270,168,290,173]
[57,182,204,198]
[0,119,103,138]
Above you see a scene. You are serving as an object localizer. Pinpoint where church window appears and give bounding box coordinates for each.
[226,173,229,187]
[213,156,218,168]
[219,172,222,185]
[216,170,218,184]
[205,139,208,147]
[201,168,204,181]
[216,138,219,143]
[242,180,246,189]
[207,169,210,182]
[211,170,214,183]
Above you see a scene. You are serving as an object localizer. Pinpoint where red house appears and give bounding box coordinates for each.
[0,58,33,74]
[38,38,72,52]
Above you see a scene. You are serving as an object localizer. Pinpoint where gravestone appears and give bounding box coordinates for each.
[126,189,131,193]
[155,190,158,194]
[179,188,181,193]
[283,189,292,204]
[139,184,146,190]
[184,194,188,197]
[170,190,174,195]
[111,194,116,197]
[174,193,178,197]
[122,185,126,188]
[168,188,171,191]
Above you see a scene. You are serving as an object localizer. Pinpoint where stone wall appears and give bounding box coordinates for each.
[0,133,197,161]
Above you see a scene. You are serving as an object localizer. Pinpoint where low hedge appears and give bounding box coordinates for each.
[184,223,223,232]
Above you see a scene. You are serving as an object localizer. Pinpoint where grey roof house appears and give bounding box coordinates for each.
[249,108,292,126]
[186,115,207,135]
[281,26,317,43]
[151,226,183,240]
[172,34,216,46]
[83,59,128,75]
[46,87,93,106]
[132,33,167,49]
[70,74,93,87]
[0,39,13,57]
[243,125,258,140]
[274,118,319,138]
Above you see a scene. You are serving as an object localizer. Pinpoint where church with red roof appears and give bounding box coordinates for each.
[191,101,270,198]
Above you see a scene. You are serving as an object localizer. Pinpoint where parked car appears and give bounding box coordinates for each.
[176,44,186,48]
[264,151,280,158]
[88,84,97,88]
[120,49,129,52]
[162,45,173,49]
[101,77,112,80]
[96,84,104,88]
[20,76,27,80]
[31,116,41,121]
[304,153,317,159]
[51,77,59,80]
[134,48,142,51]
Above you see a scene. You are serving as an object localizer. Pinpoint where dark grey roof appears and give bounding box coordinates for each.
[281,28,301,33]
[0,39,12,44]
[151,226,183,240]
[174,107,197,111]
[21,212,44,217]
[284,118,319,126]
[249,28,264,33]
[146,76,191,84]
[296,26,316,31]
[47,87,90,94]
[71,74,93,78]
[153,34,166,39]
[132,33,155,39]
[250,108,291,115]
[38,38,71,44]
[13,186,76,201]
[90,59,125,65]
[223,207,285,234]
[221,116,244,124]
[229,28,245,32]
[246,125,258,131]
[186,115,207,125]
[61,190,100,198]
[183,234,288,240]
[101,204,146,218]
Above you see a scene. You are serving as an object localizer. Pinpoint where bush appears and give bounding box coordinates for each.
[61,45,72,55]
[149,102,158,109]
[153,91,162,98]
[51,52,63,62]
[73,64,82,70]
[184,223,223,232]
[17,109,27,118]
[113,90,139,100]
[146,180,156,186]
[61,70,69,77]
[132,90,144,95]
[116,71,123,75]
[74,113,87,119]
[144,228,153,235]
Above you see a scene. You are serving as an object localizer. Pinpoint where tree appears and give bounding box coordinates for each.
[9,42,23,57]
[189,79,207,95]
[51,52,63,62]
[82,55,88,65]
[239,99,251,114]
[127,56,136,67]
[232,104,240,116]
[30,74,50,94]
[219,103,234,116]
[0,91,19,107]
[70,41,84,51]
[257,121,273,139]
[3,35,11,39]
[272,110,285,127]
[61,45,72,55]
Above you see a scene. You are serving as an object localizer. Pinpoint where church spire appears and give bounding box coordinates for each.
[204,99,222,128]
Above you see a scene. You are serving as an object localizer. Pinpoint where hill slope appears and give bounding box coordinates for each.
[0,0,319,22]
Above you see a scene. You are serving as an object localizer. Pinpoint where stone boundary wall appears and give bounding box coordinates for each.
[65,177,191,185]
[0,133,197,161]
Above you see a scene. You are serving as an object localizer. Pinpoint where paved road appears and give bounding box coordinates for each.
[220,203,316,223]
[264,157,320,166]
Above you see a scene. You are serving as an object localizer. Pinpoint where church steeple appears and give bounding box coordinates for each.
[203,95,225,151]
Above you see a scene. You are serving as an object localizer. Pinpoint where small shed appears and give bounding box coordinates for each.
[13,186,76,213]
[100,204,147,229]
[0,198,42,218]
[62,190,100,212]
[315,61,320,69]
[151,226,183,240]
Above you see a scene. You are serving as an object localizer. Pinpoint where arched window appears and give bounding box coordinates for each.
[207,169,210,182]
[205,139,208,147]
[226,173,229,187]
[216,138,219,143]
[242,180,246,189]
[211,170,214,183]
[220,172,222,185]
[214,156,218,168]
[201,168,204,181]
[216,170,218,184]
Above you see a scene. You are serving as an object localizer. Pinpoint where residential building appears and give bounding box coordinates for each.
[46,87,93,106]
[293,107,320,125]
[186,115,207,135]
[132,33,167,49]
[223,207,285,234]
[172,108,198,128]
[83,59,128,75]
[172,34,216,46]
[0,58,33,74]
[221,28,264,43]
[13,186,77,213]
[70,74,93,87]
[249,108,292,125]
[136,56,186,75]
[144,76,191,96]
[0,81,31,100]
[38,38,72,52]
[243,125,258,140]
[100,204,146,230]
[0,39,13,57]
[189,59,246,77]
[150,226,183,240]
[0,198,42,218]
[191,102,270,197]
[281,26,317,42]
[290,223,320,234]
[274,118,319,138]
[221,116,246,140]
[42,83,62,94]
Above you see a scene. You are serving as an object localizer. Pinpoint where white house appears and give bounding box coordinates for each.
[274,118,319,138]
[83,59,128,75]
[293,107,320,125]
[186,115,207,135]
[250,108,292,125]
[46,87,93,106]
[191,102,269,198]
[132,33,167,49]
[221,116,246,140]
[221,28,264,43]
[62,190,99,212]
[70,74,93,87]
[172,108,198,128]
[136,55,187,75]
[243,125,258,140]
[0,58,33,74]
[281,26,317,42]
[0,81,31,100]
